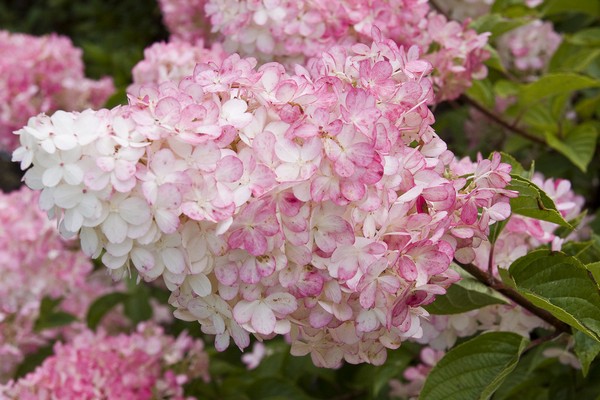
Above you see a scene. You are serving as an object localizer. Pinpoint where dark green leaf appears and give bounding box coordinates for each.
[509,249,600,342]
[544,124,598,172]
[518,73,600,107]
[354,347,414,398]
[86,292,129,330]
[508,175,572,229]
[34,311,77,332]
[542,0,600,17]
[569,28,600,47]
[574,330,600,376]
[489,218,509,245]
[554,211,587,239]
[587,262,600,288]
[33,296,77,332]
[469,14,531,38]
[561,236,600,264]
[124,289,153,324]
[467,79,495,109]
[248,377,315,400]
[419,332,529,400]
[499,152,526,177]
[493,344,554,400]
[425,276,508,315]
[14,344,54,379]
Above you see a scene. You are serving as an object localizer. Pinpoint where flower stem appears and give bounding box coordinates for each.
[460,95,546,145]
[455,260,571,334]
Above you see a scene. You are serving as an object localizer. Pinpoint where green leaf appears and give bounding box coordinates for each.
[489,218,509,245]
[247,377,315,400]
[569,28,600,47]
[124,289,153,324]
[483,45,507,73]
[33,296,78,332]
[509,249,600,342]
[562,235,600,264]
[34,311,77,332]
[469,14,531,38]
[86,292,129,330]
[587,262,600,288]
[354,347,414,398]
[499,152,526,176]
[518,73,600,106]
[574,330,600,376]
[554,210,588,239]
[419,332,529,400]
[466,79,495,109]
[542,0,600,17]
[508,175,572,229]
[544,124,598,172]
[14,344,54,379]
[494,80,520,98]
[493,344,553,400]
[425,276,508,315]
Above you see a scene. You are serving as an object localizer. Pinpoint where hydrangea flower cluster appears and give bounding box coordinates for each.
[496,20,562,76]
[13,32,515,367]
[0,323,209,400]
[435,0,542,22]
[0,31,114,152]
[159,0,212,43]
[389,169,587,397]
[130,39,228,93]
[0,186,120,382]
[157,0,490,101]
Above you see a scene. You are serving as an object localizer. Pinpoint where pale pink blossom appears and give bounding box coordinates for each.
[0,31,113,153]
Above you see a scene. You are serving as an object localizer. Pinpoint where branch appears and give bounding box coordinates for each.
[460,95,546,145]
[455,261,571,334]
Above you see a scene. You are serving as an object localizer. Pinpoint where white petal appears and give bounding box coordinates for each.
[120,197,151,225]
[189,274,212,297]
[251,302,276,335]
[80,227,100,257]
[131,247,156,274]
[265,292,297,315]
[42,166,63,187]
[102,213,128,243]
[233,300,259,324]
[161,247,186,274]
[63,164,84,185]
[53,185,83,209]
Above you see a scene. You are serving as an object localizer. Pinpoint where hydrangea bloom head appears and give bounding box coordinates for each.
[0,187,120,382]
[0,31,114,152]
[158,0,490,101]
[13,33,514,367]
[497,20,562,76]
[0,324,209,399]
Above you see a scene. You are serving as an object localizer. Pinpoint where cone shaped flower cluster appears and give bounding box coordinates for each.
[13,30,515,367]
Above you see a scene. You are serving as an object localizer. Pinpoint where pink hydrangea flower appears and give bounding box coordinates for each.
[0,323,209,400]
[0,31,114,153]
[129,39,228,92]
[0,187,121,382]
[13,33,514,367]
[497,20,562,76]
[157,0,489,101]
